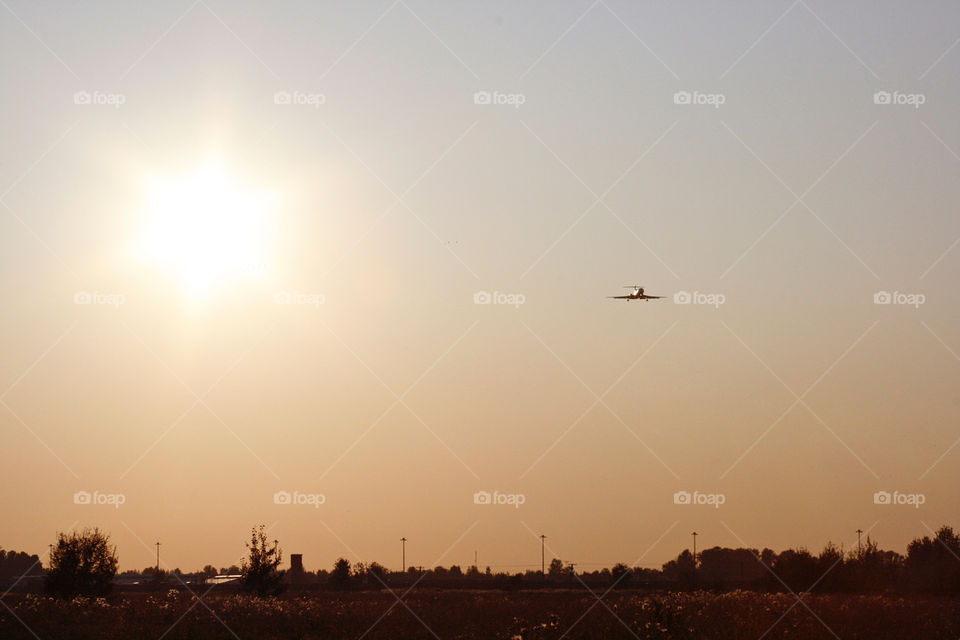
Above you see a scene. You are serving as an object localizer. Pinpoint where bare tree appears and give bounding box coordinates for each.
[240,525,284,596]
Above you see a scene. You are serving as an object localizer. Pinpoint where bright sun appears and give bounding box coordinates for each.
[136,160,272,297]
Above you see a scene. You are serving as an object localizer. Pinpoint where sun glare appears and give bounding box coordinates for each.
[137,160,272,297]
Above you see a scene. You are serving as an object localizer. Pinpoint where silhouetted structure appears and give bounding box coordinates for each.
[290,554,303,574]
[288,554,304,585]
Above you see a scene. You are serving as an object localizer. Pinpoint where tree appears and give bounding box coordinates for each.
[330,557,351,587]
[0,548,41,579]
[44,527,118,598]
[662,550,696,588]
[905,526,960,592]
[367,562,387,586]
[548,558,564,580]
[352,562,367,580]
[611,563,632,588]
[851,538,902,591]
[697,547,765,588]
[240,525,284,596]
[816,542,845,591]
[771,548,818,592]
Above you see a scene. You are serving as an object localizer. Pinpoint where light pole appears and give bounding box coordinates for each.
[155,542,161,573]
[856,529,863,557]
[691,532,698,568]
[540,535,547,576]
[401,538,406,573]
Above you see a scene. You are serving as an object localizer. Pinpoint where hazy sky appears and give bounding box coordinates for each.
[1,0,958,574]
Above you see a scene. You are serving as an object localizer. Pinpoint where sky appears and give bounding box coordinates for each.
[1,0,959,574]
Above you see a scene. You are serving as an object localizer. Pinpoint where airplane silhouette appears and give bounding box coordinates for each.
[607,285,665,301]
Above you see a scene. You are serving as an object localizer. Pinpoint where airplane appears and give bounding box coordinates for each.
[607,285,665,301]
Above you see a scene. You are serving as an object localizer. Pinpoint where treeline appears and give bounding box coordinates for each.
[280,526,960,594]
[0,548,41,579]
[662,527,960,593]
[7,524,960,597]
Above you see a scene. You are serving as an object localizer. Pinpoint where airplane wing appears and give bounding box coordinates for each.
[641,295,664,299]
[607,295,633,299]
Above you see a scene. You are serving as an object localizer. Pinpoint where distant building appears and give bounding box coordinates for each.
[289,554,304,585]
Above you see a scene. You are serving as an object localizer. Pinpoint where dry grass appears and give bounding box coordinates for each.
[2,589,958,639]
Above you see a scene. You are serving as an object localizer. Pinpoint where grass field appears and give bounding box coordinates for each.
[2,590,958,639]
